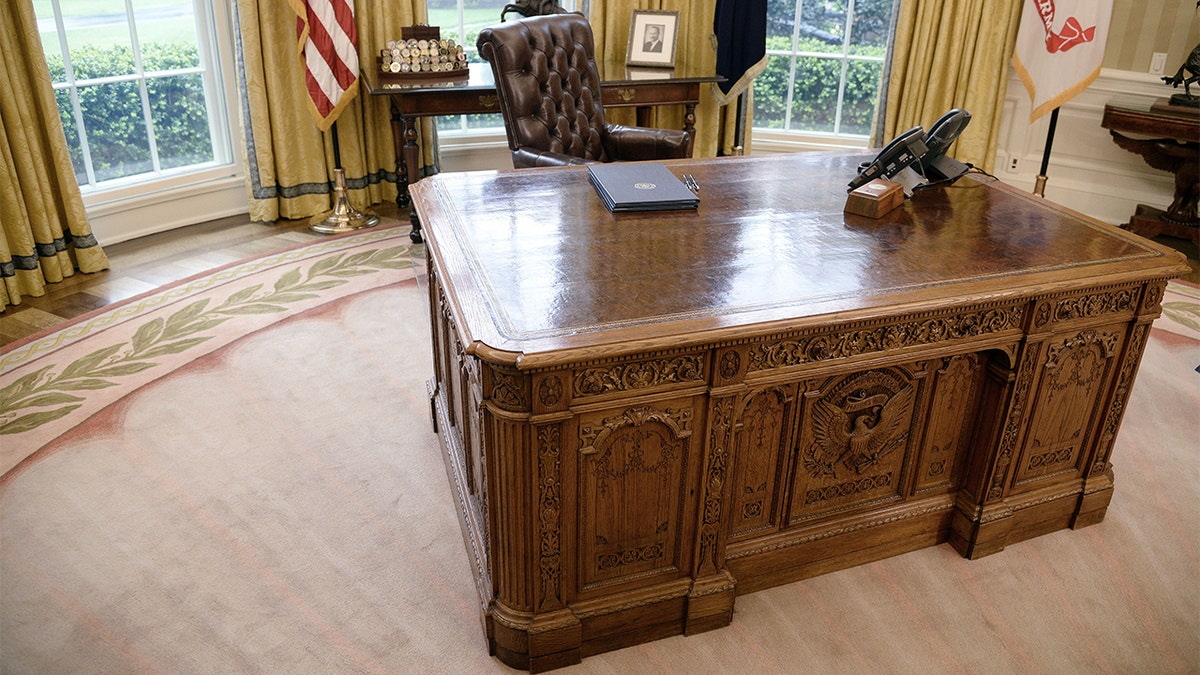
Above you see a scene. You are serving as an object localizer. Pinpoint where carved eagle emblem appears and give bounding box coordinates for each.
[805,383,914,480]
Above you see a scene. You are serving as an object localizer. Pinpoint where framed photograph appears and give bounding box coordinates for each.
[626,10,680,68]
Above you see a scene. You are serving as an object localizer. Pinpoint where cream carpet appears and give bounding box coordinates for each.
[1,227,1197,673]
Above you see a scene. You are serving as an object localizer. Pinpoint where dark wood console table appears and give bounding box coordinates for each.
[411,152,1189,671]
[1101,100,1199,246]
[364,62,721,242]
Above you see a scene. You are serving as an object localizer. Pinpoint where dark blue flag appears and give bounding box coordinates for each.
[713,0,768,104]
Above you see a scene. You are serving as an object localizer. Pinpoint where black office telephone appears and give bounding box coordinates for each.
[847,108,972,192]
[847,125,928,191]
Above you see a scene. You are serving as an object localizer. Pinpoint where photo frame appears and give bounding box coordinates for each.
[625,10,679,68]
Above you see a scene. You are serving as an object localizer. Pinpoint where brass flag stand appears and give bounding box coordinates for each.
[310,121,379,234]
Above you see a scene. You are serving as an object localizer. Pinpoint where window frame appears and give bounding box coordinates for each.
[751,0,894,150]
[37,0,244,208]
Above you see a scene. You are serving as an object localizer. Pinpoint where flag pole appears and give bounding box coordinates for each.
[310,121,380,234]
[1033,107,1060,198]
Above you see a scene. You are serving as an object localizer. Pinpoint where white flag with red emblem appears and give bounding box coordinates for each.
[1013,0,1112,122]
[290,0,360,131]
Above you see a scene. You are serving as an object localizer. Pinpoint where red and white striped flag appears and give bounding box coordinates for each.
[1013,0,1112,122]
[290,0,360,131]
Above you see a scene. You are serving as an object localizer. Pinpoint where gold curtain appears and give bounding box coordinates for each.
[883,0,1022,172]
[0,1,109,311]
[587,0,745,157]
[235,0,434,223]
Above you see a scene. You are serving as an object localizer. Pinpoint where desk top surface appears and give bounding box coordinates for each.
[413,153,1188,362]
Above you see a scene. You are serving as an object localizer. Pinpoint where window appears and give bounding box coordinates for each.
[426,0,579,133]
[35,0,237,191]
[755,0,896,140]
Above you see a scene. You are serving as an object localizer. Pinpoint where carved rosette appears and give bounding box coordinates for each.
[574,354,704,397]
[1033,301,1053,329]
[536,424,563,611]
[538,375,563,408]
[1140,282,1165,314]
[988,347,1041,501]
[1092,323,1150,476]
[698,397,734,574]
[718,350,741,381]
[748,305,1021,372]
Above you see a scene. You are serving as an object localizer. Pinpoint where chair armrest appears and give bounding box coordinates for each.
[512,148,599,168]
[603,125,692,161]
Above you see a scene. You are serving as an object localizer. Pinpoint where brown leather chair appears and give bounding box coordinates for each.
[476,14,692,168]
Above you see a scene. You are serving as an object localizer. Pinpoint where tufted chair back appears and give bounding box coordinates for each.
[477,14,691,168]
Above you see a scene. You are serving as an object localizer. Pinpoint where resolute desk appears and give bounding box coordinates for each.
[411,152,1188,672]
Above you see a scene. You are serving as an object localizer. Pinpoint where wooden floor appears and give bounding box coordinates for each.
[0,202,1195,347]
[0,203,402,346]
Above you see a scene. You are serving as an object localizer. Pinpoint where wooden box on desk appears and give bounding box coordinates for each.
[845,178,904,218]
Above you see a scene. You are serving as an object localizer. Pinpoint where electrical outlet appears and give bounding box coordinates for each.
[1150,52,1168,76]
[1008,156,1020,173]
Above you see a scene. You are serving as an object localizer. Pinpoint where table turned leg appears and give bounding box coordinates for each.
[400,115,424,244]
[683,102,698,157]
[389,104,409,209]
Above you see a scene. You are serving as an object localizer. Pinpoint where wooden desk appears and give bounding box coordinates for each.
[1101,100,1199,245]
[412,153,1188,672]
[364,63,721,242]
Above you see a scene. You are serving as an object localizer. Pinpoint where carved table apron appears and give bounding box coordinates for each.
[410,152,1189,672]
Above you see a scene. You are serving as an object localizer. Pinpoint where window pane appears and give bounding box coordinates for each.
[766,0,796,42]
[53,88,87,184]
[799,0,847,47]
[48,0,138,76]
[428,1,505,61]
[850,0,894,52]
[132,0,200,65]
[752,54,793,129]
[81,81,153,182]
[789,56,841,133]
[149,73,213,169]
[839,59,884,135]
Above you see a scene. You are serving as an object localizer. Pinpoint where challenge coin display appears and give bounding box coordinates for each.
[377,27,469,83]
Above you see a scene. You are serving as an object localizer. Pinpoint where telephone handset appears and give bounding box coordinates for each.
[847,126,929,191]
[919,109,972,180]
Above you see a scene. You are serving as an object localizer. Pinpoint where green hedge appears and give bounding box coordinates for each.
[46,42,211,183]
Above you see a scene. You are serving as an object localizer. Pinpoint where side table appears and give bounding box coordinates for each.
[1101,99,1199,246]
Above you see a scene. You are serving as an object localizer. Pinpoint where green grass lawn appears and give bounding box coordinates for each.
[35,0,196,54]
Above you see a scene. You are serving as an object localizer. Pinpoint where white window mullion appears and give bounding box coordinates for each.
[832,0,857,135]
[124,0,162,174]
[194,0,231,165]
[50,0,98,187]
[784,0,804,131]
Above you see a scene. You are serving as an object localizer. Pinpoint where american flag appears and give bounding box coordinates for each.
[291,0,360,130]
